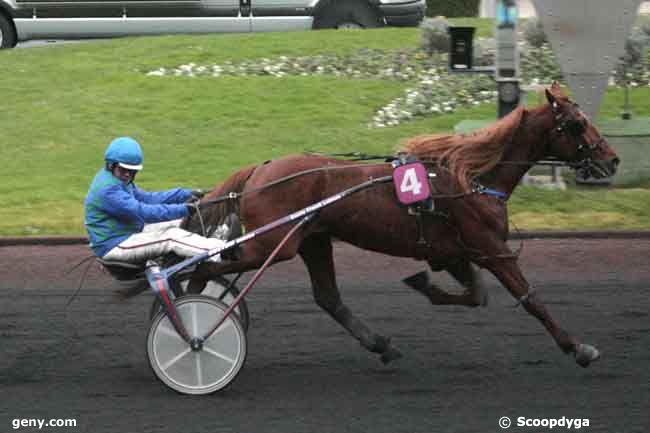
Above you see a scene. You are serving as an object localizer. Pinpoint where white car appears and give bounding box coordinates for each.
[0,0,426,48]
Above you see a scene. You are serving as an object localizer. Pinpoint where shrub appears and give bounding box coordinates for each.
[419,17,450,55]
[522,18,547,48]
[519,43,563,84]
[425,0,480,18]
[623,26,648,66]
[640,22,650,38]
[473,37,496,66]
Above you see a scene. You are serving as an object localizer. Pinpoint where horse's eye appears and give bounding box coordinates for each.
[569,121,585,136]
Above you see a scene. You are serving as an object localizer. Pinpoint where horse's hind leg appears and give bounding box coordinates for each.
[446,259,488,306]
[299,233,403,364]
[403,259,487,307]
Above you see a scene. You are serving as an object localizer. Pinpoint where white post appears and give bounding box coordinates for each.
[480,0,497,17]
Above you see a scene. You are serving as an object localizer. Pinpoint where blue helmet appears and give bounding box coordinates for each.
[104,137,144,170]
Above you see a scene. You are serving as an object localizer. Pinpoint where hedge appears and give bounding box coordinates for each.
[425,0,480,17]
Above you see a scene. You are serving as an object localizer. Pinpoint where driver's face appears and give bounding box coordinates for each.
[112,165,138,183]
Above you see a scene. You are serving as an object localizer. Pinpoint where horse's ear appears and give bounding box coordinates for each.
[545,89,557,107]
[550,81,562,93]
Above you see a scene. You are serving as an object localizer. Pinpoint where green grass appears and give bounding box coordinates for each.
[1,25,649,235]
[510,187,650,230]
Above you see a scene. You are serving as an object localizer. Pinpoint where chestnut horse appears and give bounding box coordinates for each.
[186,83,619,367]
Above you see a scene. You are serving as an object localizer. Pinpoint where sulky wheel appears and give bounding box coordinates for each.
[199,277,250,332]
[149,276,250,331]
[147,295,247,395]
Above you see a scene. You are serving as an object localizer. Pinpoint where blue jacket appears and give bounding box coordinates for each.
[84,168,192,257]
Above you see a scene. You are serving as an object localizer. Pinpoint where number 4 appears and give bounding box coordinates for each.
[400,167,422,196]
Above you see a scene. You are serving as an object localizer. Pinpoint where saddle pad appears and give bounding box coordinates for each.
[392,162,431,205]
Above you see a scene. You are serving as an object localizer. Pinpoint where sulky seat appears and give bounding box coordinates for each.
[96,258,146,281]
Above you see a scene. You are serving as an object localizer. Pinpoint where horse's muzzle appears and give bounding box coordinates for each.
[590,157,619,178]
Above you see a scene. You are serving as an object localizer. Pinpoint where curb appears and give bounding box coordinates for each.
[2,231,650,247]
[510,231,650,239]
[0,237,88,246]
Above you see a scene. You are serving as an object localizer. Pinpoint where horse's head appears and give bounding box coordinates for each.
[544,82,619,179]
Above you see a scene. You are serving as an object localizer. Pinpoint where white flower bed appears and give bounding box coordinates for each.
[145,49,497,128]
[371,67,495,127]
[145,44,640,128]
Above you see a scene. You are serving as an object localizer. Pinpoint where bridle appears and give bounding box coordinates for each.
[550,100,606,171]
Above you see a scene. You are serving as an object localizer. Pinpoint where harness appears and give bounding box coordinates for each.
[472,183,509,200]
[193,155,508,256]
[193,102,605,262]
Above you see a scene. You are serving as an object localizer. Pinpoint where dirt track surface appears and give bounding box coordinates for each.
[1,239,649,433]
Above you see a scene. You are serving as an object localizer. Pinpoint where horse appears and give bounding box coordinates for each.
[182,82,619,367]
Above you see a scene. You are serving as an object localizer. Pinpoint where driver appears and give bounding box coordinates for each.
[84,137,226,264]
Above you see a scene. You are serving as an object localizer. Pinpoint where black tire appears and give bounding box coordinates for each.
[0,14,16,49]
[149,276,250,332]
[313,0,384,29]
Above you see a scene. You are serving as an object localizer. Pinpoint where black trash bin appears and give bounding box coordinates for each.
[448,27,475,70]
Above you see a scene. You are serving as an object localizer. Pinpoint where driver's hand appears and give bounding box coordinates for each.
[186,201,200,216]
[191,189,207,200]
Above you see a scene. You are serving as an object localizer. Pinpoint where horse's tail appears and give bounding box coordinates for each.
[112,280,150,302]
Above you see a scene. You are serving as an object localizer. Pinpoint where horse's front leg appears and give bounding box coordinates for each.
[481,255,600,368]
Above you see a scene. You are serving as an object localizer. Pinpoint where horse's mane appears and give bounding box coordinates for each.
[401,105,525,190]
[183,164,258,234]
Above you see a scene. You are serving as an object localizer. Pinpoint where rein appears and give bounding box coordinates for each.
[196,154,555,211]
[199,162,392,208]
[310,150,582,169]
[197,159,482,215]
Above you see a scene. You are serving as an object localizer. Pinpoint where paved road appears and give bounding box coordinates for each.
[1,239,649,433]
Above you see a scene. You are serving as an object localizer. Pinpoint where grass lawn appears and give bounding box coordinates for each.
[1,26,649,235]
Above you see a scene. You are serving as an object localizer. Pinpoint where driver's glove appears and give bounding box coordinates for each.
[191,189,207,200]
[186,200,200,216]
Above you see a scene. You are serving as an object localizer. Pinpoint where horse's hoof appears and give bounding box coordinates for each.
[477,282,489,307]
[575,343,600,368]
[369,336,403,364]
[370,335,391,353]
[465,286,488,307]
[380,346,403,364]
[403,272,430,293]
[473,272,488,307]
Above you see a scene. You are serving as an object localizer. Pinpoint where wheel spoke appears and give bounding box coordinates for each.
[191,302,198,336]
[196,352,202,386]
[203,347,236,365]
[157,324,185,342]
[161,347,192,371]
[208,319,233,338]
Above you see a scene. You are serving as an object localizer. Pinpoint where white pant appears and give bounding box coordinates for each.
[103,220,225,264]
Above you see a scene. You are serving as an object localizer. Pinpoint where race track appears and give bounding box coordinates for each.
[1,239,649,433]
